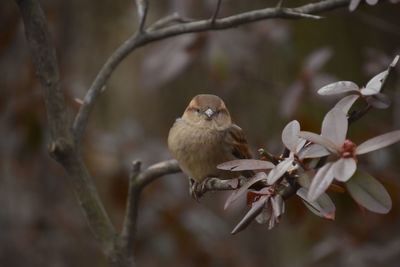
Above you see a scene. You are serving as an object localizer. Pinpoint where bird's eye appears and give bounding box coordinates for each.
[195,108,200,113]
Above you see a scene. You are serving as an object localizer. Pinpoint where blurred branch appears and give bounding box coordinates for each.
[211,0,222,24]
[73,0,350,141]
[135,0,148,33]
[148,13,195,31]
[120,160,180,254]
[15,0,124,266]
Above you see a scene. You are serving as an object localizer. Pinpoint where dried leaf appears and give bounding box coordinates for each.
[298,144,330,159]
[334,95,360,114]
[217,159,275,171]
[332,157,357,182]
[317,81,359,95]
[307,162,335,202]
[321,108,348,148]
[224,172,268,210]
[231,196,268,234]
[345,170,392,214]
[356,130,400,155]
[299,131,339,153]
[267,157,294,185]
[297,188,336,220]
[282,120,301,152]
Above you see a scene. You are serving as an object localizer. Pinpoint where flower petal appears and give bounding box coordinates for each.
[267,157,294,185]
[321,108,348,147]
[298,144,330,159]
[307,162,335,202]
[297,188,335,220]
[362,70,388,96]
[217,159,275,171]
[390,55,399,67]
[317,81,359,95]
[282,120,301,152]
[299,131,339,153]
[334,94,360,114]
[356,130,400,155]
[332,157,357,182]
[224,172,268,210]
[231,196,268,234]
[345,170,392,214]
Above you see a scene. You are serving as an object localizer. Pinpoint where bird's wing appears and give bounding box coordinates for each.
[226,124,252,159]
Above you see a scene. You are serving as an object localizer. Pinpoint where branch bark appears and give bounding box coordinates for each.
[15,0,119,264]
[73,0,350,141]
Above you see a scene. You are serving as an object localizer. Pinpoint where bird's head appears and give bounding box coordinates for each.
[182,94,232,129]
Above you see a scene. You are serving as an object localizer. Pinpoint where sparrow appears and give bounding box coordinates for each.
[168,94,252,198]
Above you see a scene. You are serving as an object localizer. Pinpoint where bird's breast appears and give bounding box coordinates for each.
[168,120,234,182]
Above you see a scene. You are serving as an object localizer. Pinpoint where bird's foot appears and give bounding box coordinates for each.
[189,178,211,201]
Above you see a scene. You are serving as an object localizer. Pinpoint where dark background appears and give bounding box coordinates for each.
[1,0,400,266]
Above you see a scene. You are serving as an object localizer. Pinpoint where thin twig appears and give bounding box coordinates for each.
[73,0,350,141]
[148,12,195,31]
[211,0,222,24]
[135,0,148,33]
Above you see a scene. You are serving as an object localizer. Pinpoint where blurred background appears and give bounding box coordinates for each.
[1,0,400,266]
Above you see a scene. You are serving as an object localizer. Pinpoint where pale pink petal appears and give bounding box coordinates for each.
[321,108,348,147]
[298,144,330,159]
[231,196,268,234]
[267,157,294,185]
[362,70,388,95]
[332,158,357,182]
[334,95,360,114]
[356,130,400,155]
[217,159,275,171]
[282,120,302,152]
[224,172,268,210]
[307,162,335,202]
[299,131,339,153]
[297,188,335,220]
[317,81,359,95]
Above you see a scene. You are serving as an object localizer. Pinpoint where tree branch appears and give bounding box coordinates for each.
[135,0,148,33]
[211,0,223,24]
[72,0,350,141]
[16,0,118,263]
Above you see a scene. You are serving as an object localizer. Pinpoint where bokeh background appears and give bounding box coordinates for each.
[1,0,400,266]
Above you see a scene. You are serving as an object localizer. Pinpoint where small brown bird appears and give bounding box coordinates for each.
[168,94,252,197]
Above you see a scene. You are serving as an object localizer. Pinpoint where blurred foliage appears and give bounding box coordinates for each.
[1,0,400,266]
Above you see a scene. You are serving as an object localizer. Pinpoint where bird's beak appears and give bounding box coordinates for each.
[204,108,214,119]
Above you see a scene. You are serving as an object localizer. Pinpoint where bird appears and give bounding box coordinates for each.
[168,94,252,198]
